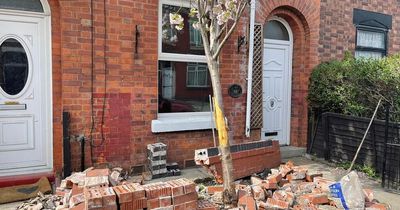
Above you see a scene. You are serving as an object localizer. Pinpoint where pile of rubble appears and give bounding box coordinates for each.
[16,160,390,210]
[17,167,215,210]
[202,161,389,210]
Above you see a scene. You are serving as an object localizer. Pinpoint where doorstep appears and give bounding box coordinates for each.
[0,171,55,188]
[280,146,306,160]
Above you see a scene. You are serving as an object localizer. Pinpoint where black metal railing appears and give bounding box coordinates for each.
[381,105,400,193]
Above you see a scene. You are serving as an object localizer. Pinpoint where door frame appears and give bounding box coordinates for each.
[262,16,293,145]
[0,1,52,176]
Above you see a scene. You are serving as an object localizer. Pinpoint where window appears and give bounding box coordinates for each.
[0,0,44,13]
[187,63,208,88]
[264,20,290,41]
[154,0,214,132]
[355,28,387,59]
[353,9,392,59]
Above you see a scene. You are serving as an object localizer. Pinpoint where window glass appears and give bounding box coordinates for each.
[158,61,212,113]
[161,4,205,55]
[0,38,29,96]
[0,0,44,13]
[355,51,383,59]
[264,20,290,41]
[357,30,385,49]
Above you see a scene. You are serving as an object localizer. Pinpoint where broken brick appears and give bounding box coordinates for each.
[251,176,263,185]
[263,198,289,210]
[272,190,294,206]
[251,185,265,201]
[267,173,282,184]
[363,188,374,203]
[86,168,110,177]
[297,193,329,205]
[293,204,318,210]
[306,172,323,182]
[261,180,278,190]
[206,185,224,195]
[313,177,335,192]
[366,202,388,210]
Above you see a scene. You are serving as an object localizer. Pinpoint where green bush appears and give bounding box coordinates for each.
[308,53,400,121]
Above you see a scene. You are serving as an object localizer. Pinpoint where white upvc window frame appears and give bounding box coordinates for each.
[153,0,214,133]
[186,63,209,88]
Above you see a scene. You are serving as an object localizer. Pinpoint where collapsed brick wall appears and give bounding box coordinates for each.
[319,0,400,61]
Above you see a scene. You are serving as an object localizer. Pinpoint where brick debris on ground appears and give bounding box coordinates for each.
[201,160,390,210]
[16,161,390,210]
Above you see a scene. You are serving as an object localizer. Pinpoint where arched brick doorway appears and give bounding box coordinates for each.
[257,1,320,147]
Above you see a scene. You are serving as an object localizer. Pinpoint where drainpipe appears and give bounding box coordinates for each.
[245,0,256,137]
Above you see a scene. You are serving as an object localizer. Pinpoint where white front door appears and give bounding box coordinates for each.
[0,12,52,176]
[262,39,292,145]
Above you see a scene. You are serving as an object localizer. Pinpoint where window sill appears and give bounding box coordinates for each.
[151,112,215,133]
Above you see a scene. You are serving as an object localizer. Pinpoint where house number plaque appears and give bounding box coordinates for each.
[228,84,242,98]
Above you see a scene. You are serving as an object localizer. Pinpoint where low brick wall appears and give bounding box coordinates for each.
[195,140,281,182]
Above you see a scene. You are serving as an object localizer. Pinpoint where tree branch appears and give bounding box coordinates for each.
[212,1,248,60]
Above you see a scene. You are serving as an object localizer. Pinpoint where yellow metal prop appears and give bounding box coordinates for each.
[213,98,228,146]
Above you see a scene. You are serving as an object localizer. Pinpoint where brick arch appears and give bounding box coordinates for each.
[256,1,320,147]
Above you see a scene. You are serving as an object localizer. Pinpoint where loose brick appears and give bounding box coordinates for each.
[147,198,160,209]
[363,188,374,202]
[306,172,323,182]
[261,180,278,190]
[314,177,335,192]
[267,173,282,184]
[113,185,133,203]
[251,185,265,201]
[297,193,329,205]
[365,202,388,210]
[159,196,172,207]
[132,197,147,209]
[126,183,145,199]
[172,192,198,205]
[84,188,103,209]
[263,198,289,210]
[293,204,318,210]
[206,185,224,195]
[99,187,116,207]
[272,190,294,206]
[166,180,185,197]
[86,168,110,177]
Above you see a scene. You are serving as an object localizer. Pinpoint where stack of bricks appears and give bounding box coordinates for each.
[147,143,168,178]
[113,178,198,210]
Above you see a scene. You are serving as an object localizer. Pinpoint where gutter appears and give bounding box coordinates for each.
[245,0,256,137]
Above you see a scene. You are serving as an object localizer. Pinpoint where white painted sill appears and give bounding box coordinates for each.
[151,112,215,133]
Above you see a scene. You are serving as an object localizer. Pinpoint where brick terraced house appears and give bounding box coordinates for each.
[0,0,396,183]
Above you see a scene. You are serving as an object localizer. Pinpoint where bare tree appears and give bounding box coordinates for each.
[170,0,249,205]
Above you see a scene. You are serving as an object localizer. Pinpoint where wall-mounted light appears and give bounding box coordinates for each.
[237,35,247,53]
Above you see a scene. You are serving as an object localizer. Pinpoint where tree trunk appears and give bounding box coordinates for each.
[207,58,237,205]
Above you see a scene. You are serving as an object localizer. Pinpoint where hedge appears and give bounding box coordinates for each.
[307,52,400,121]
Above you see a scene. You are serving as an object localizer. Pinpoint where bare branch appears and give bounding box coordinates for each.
[212,1,248,60]
[197,0,212,58]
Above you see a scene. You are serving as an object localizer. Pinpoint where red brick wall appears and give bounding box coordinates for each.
[256,0,320,147]
[50,0,323,174]
[319,0,400,61]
